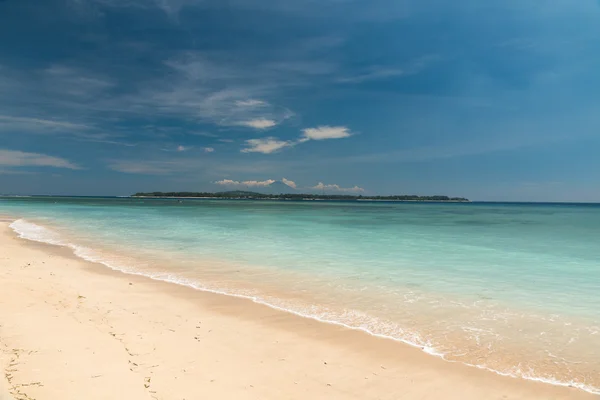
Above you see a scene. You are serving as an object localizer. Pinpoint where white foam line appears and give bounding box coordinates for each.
[8,218,600,396]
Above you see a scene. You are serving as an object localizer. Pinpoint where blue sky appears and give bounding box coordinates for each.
[1,0,600,201]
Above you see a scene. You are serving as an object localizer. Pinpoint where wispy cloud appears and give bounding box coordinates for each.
[81,0,152,9]
[189,131,219,138]
[0,35,340,141]
[203,147,215,153]
[241,137,294,154]
[337,67,405,83]
[0,149,81,170]
[265,60,337,76]
[0,115,124,143]
[43,65,114,97]
[107,156,280,176]
[0,115,90,132]
[0,63,114,112]
[108,150,215,176]
[161,145,191,152]
[77,138,138,147]
[108,160,181,174]
[0,54,296,136]
[85,0,203,17]
[130,53,296,128]
[235,99,267,107]
[336,56,439,84]
[131,78,291,129]
[0,169,36,176]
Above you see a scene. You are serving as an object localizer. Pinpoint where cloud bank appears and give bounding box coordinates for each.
[312,182,365,193]
[215,179,277,187]
[215,177,364,193]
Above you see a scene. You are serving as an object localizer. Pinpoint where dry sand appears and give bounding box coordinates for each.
[0,220,596,400]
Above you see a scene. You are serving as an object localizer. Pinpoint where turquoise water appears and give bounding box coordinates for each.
[1,197,599,393]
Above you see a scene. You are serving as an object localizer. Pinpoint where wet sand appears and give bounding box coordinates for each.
[0,221,595,399]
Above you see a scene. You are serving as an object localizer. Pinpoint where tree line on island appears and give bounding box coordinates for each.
[132,191,469,202]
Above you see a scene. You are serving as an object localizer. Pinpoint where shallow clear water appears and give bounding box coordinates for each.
[1,197,599,393]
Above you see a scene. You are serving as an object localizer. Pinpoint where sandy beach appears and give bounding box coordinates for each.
[0,220,595,400]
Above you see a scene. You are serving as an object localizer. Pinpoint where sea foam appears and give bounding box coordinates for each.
[8,217,600,396]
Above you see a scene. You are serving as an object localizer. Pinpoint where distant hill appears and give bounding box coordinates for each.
[255,180,298,195]
[132,191,469,202]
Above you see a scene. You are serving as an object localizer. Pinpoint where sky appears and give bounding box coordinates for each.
[1,0,600,201]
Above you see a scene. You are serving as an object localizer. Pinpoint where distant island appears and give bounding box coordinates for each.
[132,191,469,202]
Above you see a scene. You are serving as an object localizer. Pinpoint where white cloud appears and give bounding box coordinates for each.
[301,126,351,141]
[241,125,352,155]
[236,99,266,107]
[238,118,277,129]
[282,177,297,188]
[215,179,240,185]
[218,139,234,143]
[337,57,439,84]
[177,145,188,152]
[215,179,276,187]
[241,137,293,154]
[312,182,365,193]
[0,149,81,170]
[203,147,215,153]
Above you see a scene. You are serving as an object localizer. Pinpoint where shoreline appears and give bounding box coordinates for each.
[131,196,471,202]
[8,216,600,395]
[0,219,597,399]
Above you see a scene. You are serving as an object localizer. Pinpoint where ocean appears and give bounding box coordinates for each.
[1,196,599,394]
